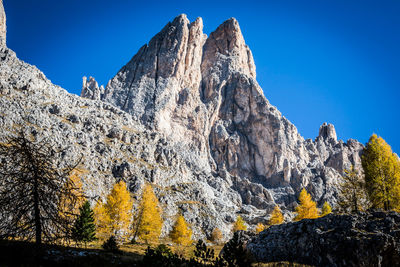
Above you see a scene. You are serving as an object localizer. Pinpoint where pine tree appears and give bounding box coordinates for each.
[221,232,252,267]
[338,165,369,213]
[210,228,223,244]
[362,134,400,211]
[133,184,163,243]
[72,201,97,247]
[170,214,192,246]
[232,215,247,232]
[94,180,133,241]
[255,223,266,233]
[269,205,284,225]
[294,188,319,221]
[320,201,332,217]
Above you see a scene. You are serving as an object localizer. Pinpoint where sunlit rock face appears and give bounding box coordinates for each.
[0,3,363,239]
[100,14,363,212]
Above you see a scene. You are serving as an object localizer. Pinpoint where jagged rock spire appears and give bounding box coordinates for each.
[317,122,337,143]
[0,0,6,46]
[81,76,104,100]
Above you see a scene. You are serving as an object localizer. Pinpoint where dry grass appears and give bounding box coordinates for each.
[252,263,313,267]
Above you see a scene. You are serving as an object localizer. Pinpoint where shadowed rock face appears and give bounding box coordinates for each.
[246,211,400,267]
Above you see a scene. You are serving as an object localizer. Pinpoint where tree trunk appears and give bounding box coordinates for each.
[33,175,42,245]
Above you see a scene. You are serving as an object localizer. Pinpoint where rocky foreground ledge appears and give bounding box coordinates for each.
[242,212,400,266]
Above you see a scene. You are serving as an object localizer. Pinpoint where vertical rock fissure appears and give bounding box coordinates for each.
[122,45,147,110]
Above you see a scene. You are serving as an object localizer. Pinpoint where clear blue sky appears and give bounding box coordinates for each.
[4,0,400,153]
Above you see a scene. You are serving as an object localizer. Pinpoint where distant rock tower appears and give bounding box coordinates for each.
[0,0,6,46]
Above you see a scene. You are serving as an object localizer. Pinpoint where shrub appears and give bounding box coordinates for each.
[220,232,252,267]
[102,235,120,253]
[193,239,215,265]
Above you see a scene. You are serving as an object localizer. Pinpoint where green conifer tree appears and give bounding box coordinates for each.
[72,201,97,247]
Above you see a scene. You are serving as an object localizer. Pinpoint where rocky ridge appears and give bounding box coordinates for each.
[1,2,363,239]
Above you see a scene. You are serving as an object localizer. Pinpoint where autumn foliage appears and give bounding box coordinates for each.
[255,223,266,233]
[294,188,319,221]
[94,180,133,241]
[269,205,284,225]
[170,214,192,246]
[58,171,86,238]
[133,184,163,243]
[232,216,247,232]
[320,201,332,217]
[362,134,400,211]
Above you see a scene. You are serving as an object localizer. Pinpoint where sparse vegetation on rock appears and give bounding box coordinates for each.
[320,201,332,217]
[269,205,284,225]
[232,216,247,232]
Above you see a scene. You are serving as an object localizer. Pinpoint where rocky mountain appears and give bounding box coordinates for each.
[83,14,363,210]
[1,1,363,240]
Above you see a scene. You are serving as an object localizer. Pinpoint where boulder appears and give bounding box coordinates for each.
[246,211,400,266]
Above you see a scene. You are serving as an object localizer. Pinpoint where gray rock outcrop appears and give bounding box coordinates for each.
[0,0,6,46]
[246,211,400,266]
[81,76,105,100]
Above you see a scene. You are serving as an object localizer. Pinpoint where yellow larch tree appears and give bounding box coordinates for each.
[362,134,400,211]
[170,214,192,246]
[93,200,108,240]
[294,188,319,221]
[320,201,332,217]
[269,205,284,225]
[94,180,133,241]
[133,184,163,243]
[232,215,247,232]
[58,170,85,242]
[256,223,266,233]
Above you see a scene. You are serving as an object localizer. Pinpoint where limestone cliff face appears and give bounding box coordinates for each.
[98,15,363,212]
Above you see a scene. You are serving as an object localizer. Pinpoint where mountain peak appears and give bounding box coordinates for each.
[171,13,190,25]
